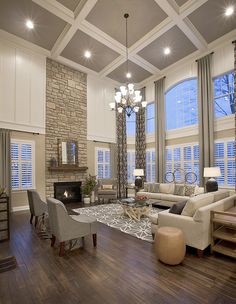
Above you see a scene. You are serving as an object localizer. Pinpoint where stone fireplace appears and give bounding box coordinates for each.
[54,181,82,203]
[45,59,87,197]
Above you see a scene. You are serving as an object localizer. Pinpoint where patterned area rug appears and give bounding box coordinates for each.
[73,203,163,243]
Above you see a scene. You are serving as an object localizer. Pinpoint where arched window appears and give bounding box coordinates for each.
[165,79,198,130]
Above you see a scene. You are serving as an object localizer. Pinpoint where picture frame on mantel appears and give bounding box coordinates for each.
[57,139,79,167]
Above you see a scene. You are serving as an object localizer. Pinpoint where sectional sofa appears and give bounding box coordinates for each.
[137,182,204,207]
[149,188,236,253]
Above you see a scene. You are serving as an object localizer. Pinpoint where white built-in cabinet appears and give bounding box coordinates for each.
[0,39,46,134]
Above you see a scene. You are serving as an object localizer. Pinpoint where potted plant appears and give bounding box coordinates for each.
[81,175,97,204]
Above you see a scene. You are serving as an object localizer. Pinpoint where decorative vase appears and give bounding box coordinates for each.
[50,157,57,167]
[84,196,90,204]
[90,191,95,203]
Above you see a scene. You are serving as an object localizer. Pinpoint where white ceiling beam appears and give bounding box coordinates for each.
[130,55,160,74]
[155,0,207,50]
[51,0,98,58]
[32,0,74,24]
[99,56,126,78]
[80,20,126,55]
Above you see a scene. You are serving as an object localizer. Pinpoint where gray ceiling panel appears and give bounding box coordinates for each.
[138,26,197,70]
[86,0,168,47]
[0,0,66,50]
[61,29,120,72]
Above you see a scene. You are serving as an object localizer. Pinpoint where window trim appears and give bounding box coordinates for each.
[95,147,111,179]
[11,138,35,192]
[214,137,235,188]
[146,148,156,182]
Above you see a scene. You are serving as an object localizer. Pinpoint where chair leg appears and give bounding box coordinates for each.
[82,236,85,247]
[197,249,204,257]
[51,235,56,247]
[35,216,38,228]
[30,214,34,224]
[92,234,97,247]
[59,242,65,257]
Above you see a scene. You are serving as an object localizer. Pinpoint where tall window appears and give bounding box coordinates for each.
[146,149,156,182]
[166,143,199,184]
[146,103,155,134]
[214,139,235,187]
[214,72,235,119]
[11,140,35,190]
[127,150,135,183]
[126,112,136,136]
[96,148,110,179]
[165,79,198,130]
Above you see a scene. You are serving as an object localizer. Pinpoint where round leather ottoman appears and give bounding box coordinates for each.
[154,226,186,265]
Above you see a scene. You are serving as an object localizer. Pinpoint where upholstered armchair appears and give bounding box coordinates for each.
[27,190,48,227]
[97,179,117,203]
[47,198,98,256]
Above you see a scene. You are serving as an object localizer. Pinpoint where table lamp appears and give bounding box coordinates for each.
[133,169,144,189]
[204,167,221,192]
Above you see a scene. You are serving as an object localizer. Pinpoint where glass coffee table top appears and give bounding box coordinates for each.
[120,198,151,207]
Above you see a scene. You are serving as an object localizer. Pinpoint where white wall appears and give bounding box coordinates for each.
[87,74,116,143]
[0,37,46,134]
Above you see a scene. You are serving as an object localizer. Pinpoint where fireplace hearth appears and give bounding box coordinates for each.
[54,181,82,203]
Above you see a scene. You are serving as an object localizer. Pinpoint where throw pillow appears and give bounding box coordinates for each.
[174,184,185,196]
[159,183,175,194]
[169,200,187,214]
[102,185,113,190]
[143,182,150,192]
[181,193,214,217]
[184,184,196,197]
[152,183,160,193]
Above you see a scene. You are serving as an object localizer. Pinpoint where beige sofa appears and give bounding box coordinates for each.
[155,190,236,252]
[137,182,204,207]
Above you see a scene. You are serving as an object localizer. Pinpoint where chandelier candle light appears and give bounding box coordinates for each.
[109,14,147,117]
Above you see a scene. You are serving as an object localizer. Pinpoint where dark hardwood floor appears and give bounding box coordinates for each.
[0,206,236,304]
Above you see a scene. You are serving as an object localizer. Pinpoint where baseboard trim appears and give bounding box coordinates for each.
[11,205,29,212]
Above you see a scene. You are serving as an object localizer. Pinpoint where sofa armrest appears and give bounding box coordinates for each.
[158,210,195,227]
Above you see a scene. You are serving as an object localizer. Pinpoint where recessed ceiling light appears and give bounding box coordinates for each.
[84,50,91,58]
[26,19,34,29]
[164,47,171,55]
[225,6,234,16]
[126,72,131,79]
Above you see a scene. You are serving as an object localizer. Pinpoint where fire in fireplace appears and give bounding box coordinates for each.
[54,181,82,203]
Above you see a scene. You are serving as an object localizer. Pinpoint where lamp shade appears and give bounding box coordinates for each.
[133,169,144,176]
[204,167,221,177]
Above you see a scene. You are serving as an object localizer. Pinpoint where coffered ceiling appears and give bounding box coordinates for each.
[0,0,235,85]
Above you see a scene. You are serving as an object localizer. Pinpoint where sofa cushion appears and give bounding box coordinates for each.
[102,184,113,190]
[181,193,214,217]
[98,190,116,195]
[169,200,188,215]
[174,184,185,196]
[213,189,229,202]
[159,183,175,194]
[184,184,196,197]
[143,182,150,192]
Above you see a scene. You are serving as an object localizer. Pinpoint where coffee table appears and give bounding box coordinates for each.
[120,198,151,221]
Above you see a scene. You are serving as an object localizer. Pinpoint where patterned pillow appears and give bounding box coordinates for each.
[184,184,196,197]
[143,182,150,192]
[174,184,185,196]
[152,183,160,193]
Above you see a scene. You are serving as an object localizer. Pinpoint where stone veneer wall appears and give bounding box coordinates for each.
[46,59,87,197]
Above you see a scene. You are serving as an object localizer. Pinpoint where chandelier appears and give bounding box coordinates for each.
[109,13,147,117]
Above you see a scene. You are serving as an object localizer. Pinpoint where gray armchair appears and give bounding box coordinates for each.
[27,190,48,227]
[97,179,117,203]
[47,198,98,256]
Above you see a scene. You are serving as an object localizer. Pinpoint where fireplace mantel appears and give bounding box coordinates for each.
[48,166,88,172]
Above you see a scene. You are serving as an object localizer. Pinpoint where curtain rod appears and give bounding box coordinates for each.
[195,51,214,62]
[154,76,166,83]
[92,140,115,144]
[13,129,40,135]
[232,40,236,44]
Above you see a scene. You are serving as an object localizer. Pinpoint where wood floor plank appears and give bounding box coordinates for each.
[0,209,236,304]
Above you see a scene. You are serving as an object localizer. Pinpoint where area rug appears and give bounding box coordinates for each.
[73,203,163,243]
